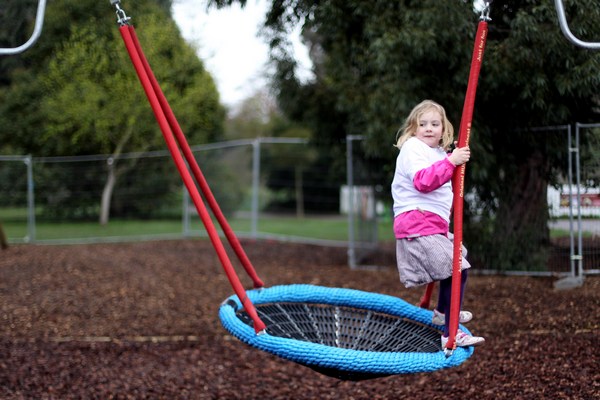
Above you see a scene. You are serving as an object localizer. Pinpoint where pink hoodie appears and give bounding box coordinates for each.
[394,157,455,239]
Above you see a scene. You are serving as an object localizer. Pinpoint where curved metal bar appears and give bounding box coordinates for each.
[0,0,48,56]
[554,0,600,49]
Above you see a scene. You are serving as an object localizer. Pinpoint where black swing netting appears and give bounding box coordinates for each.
[235,302,442,353]
[232,302,444,380]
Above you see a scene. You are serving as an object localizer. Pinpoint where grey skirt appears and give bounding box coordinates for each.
[396,233,471,288]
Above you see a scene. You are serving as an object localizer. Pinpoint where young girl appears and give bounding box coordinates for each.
[391,99,484,347]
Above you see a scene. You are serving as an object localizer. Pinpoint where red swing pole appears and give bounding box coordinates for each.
[126,26,264,289]
[445,6,490,352]
[419,2,492,314]
[418,282,435,309]
[112,3,266,333]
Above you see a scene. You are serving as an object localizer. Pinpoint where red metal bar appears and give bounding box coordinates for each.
[126,26,264,289]
[118,25,266,333]
[419,282,435,309]
[446,20,488,351]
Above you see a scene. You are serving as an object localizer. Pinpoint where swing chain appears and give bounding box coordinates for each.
[110,0,131,26]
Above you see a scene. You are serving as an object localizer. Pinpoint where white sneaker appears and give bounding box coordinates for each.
[432,309,473,325]
[441,329,485,348]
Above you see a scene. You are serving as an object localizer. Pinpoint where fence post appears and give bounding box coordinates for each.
[26,155,36,243]
[182,186,190,236]
[574,123,584,279]
[250,138,261,238]
[346,135,363,269]
[554,124,585,289]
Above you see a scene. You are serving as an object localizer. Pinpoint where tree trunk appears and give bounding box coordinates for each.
[98,126,138,226]
[99,161,116,226]
[0,222,8,249]
[489,150,550,271]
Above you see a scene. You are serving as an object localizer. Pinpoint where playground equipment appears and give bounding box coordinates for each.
[0,0,47,56]
[554,0,600,49]
[109,0,492,379]
[552,0,599,288]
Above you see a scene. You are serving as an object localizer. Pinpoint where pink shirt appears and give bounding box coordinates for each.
[394,157,456,239]
[394,209,449,238]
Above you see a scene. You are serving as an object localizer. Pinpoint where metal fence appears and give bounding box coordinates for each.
[0,138,352,246]
[1,129,598,277]
[539,123,599,281]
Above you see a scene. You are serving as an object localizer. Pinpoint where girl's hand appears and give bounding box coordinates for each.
[449,146,471,166]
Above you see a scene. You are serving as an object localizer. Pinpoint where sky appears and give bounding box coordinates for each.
[171,0,312,109]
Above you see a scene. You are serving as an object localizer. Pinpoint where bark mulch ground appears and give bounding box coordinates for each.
[0,239,598,399]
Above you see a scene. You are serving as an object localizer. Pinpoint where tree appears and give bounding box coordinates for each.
[0,222,8,250]
[464,1,600,270]
[41,10,223,223]
[226,89,315,216]
[211,0,600,270]
[0,0,225,224]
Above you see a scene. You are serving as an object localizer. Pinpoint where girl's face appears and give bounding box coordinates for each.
[414,110,443,148]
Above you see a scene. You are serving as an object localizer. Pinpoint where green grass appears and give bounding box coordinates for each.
[0,207,29,220]
[38,220,187,240]
[1,212,395,243]
[549,228,595,239]
[2,206,590,244]
[186,214,395,242]
[2,219,184,241]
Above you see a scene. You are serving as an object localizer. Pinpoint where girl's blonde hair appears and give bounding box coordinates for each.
[394,100,454,150]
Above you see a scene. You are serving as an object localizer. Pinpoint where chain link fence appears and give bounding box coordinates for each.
[0,139,349,246]
[1,128,598,276]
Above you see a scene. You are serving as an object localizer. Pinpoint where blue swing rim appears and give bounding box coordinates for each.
[219,284,475,377]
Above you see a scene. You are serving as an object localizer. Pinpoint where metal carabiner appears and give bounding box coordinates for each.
[110,0,131,26]
[472,0,492,22]
[480,1,492,22]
